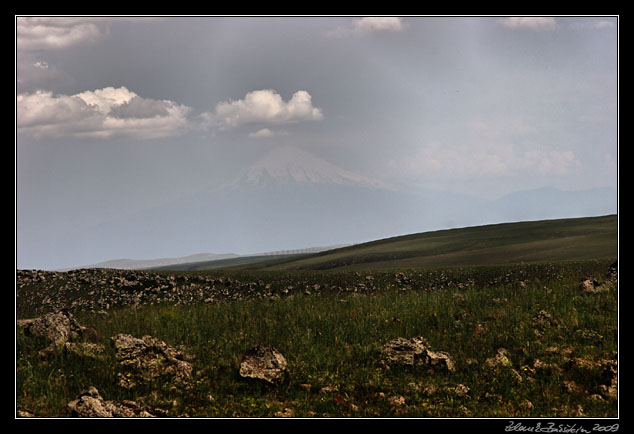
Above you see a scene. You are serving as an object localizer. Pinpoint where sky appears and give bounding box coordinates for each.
[16,16,618,270]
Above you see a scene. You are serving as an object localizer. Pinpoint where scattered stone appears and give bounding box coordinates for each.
[532,310,557,328]
[599,358,617,400]
[446,384,471,397]
[564,380,585,394]
[275,407,295,417]
[533,358,562,374]
[579,278,609,294]
[388,395,406,406]
[239,344,288,385]
[485,348,513,371]
[606,261,617,281]
[111,334,193,389]
[382,337,455,373]
[67,386,166,417]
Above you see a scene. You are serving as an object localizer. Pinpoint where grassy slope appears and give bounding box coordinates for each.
[233,215,617,271]
[149,254,302,271]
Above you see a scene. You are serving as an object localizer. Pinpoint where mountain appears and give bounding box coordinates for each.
[224,145,391,190]
[59,253,239,271]
[48,146,617,270]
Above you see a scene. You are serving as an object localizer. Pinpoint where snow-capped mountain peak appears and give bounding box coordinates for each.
[227,146,391,190]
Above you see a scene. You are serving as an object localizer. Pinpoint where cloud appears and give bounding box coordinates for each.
[16,17,162,51]
[327,17,406,38]
[17,86,191,140]
[208,89,323,130]
[498,17,557,31]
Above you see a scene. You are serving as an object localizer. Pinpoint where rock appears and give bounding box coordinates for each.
[67,386,115,417]
[532,310,557,328]
[111,334,193,389]
[579,278,609,294]
[18,310,83,347]
[388,395,406,406]
[606,261,617,281]
[599,358,617,400]
[382,337,455,373]
[485,348,513,371]
[67,386,166,417]
[239,344,288,385]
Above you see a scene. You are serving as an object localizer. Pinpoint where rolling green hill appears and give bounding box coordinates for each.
[225,215,617,271]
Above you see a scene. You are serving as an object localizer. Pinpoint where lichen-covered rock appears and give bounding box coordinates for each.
[382,337,455,373]
[111,334,193,389]
[67,386,166,417]
[239,344,288,384]
[18,310,83,347]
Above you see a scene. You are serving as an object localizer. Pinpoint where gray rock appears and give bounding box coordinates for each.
[18,310,83,347]
[111,334,193,389]
[239,344,288,384]
[67,386,166,417]
[382,337,455,373]
[579,278,609,294]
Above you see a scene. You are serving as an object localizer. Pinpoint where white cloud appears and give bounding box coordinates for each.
[16,17,162,51]
[327,17,406,38]
[499,17,557,31]
[17,86,191,140]
[353,17,406,35]
[209,89,323,130]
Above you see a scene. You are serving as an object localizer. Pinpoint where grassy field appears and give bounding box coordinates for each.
[221,215,618,271]
[17,259,618,418]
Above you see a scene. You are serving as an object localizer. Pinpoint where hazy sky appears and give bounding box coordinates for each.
[16,16,618,269]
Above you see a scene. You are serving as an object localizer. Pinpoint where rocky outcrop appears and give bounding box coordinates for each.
[17,310,84,347]
[111,334,193,389]
[382,337,455,373]
[17,310,103,358]
[239,344,288,385]
[67,386,166,417]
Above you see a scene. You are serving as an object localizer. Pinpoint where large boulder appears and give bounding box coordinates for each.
[18,310,102,358]
[18,310,84,347]
[239,344,288,385]
[382,337,455,373]
[111,334,193,389]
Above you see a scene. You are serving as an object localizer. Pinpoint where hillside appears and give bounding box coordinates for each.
[227,215,617,271]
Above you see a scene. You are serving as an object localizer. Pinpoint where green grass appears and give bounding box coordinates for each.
[17,260,618,418]
[227,215,617,271]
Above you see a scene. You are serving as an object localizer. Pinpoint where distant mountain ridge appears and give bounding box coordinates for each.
[61,245,350,271]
